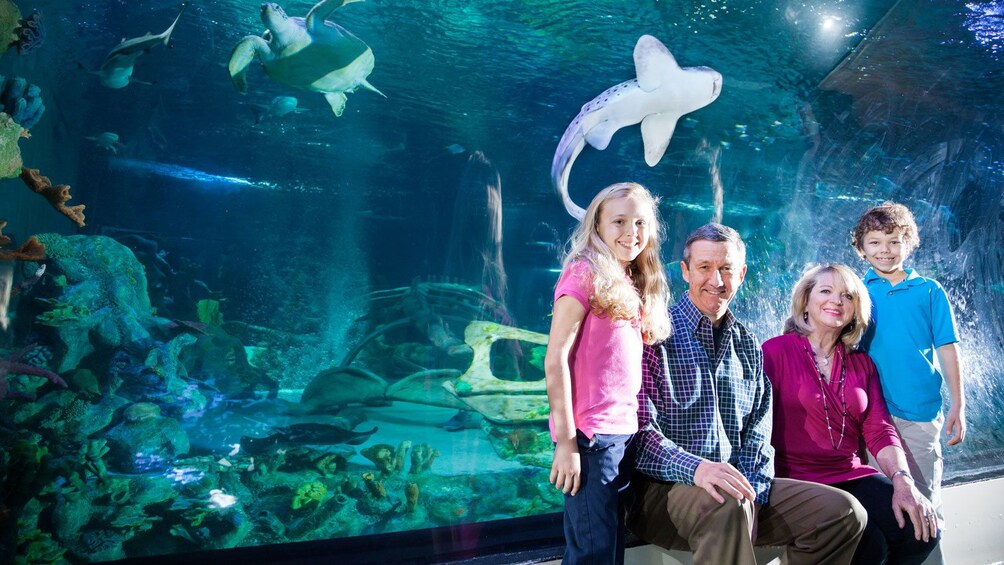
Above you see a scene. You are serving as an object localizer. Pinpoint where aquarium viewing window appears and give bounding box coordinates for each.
[1,0,1002,563]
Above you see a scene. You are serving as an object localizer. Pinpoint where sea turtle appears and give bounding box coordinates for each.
[228,0,385,117]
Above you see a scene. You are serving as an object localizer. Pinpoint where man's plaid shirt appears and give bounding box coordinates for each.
[635,294,775,505]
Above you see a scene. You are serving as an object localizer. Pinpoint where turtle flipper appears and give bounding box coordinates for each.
[324,92,348,117]
[360,79,385,98]
[306,0,365,31]
[228,35,270,94]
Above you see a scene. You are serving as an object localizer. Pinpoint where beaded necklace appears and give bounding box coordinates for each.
[803,339,848,450]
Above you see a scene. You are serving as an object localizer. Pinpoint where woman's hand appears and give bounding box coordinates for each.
[891,474,938,542]
[550,437,582,496]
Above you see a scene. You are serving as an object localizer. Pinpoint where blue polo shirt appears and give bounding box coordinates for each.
[860,268,959,421]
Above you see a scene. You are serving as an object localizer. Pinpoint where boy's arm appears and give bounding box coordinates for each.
[937,342,965,446]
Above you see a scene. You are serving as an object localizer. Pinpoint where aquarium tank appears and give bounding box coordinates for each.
[0,0,1001,562]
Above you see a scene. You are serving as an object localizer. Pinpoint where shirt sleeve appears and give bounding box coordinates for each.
[735,340,775,506]
[929,280,959,348]
[554,260,591,310]
[859,354,903,455]
[635,344,705,483]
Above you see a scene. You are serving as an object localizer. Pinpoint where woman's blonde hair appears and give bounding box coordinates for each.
[562,182,671,344]
[783,263,871,349]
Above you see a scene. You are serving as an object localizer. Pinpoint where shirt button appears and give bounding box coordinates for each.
[888,291,893,296]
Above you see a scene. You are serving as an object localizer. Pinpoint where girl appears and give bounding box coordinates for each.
[545,182,672,564]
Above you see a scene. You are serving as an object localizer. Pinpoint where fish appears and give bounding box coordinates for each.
[551,35,722,220]
[87,2,188,88]
[240,423,378,455]
[253,95,307,124]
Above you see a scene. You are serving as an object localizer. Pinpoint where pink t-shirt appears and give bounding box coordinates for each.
[549,260,643,441]
[762,332,902,485]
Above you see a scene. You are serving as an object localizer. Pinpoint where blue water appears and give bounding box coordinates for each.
[2,0,1002,560]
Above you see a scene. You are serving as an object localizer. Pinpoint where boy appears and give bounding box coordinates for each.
[852,202,966,564]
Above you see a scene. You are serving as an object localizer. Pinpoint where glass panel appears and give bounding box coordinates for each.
[0,0,1001,561]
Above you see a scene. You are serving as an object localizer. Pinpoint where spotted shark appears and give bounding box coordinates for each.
[88,2,188,88]
[551,35,722,220]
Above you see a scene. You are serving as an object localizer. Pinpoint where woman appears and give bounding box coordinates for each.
[763,263,939,565]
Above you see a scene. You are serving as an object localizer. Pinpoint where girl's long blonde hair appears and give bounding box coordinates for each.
[561,182,671,344]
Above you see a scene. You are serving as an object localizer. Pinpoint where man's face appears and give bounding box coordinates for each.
[681,240,747,325]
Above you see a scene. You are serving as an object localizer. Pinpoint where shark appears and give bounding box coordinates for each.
[551,35,723,220]
[88,2,188,88]
[240,423,379,455]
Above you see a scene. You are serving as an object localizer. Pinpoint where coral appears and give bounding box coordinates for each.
[19,168,85,227]
[104,408,190,473]
[109,504,161,532]
[33,298,89,325]
[66,369,100,400]
[361,443,395,474]
[12,10,43,55]
[0,110,22,178]
[123,402,161,422]
[314,452,346,476]
[361,472,387,498]
[1,167,86,261]
[393,440,411,474]
[16,528,66,564]
[0,343,67,401]
[291,481,327,510]
[0,233,44,261]
[32,235,155,371]
[404,482,419,514]
[195,298,223,325]
[0,0,19,56]
[79,439,110,481]
[409,443,440,474]
[0,75,45,129]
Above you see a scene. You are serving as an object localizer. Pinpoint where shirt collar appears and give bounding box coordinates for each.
[675,293,736,333]
[864,267,921,286]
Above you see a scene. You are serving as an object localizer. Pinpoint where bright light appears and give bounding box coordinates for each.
[821,15,842,33]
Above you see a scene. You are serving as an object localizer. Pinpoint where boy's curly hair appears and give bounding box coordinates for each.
[851,202,920,257]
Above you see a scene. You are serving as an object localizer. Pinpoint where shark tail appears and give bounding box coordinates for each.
[551,119,588,221]
[161,2,189,48]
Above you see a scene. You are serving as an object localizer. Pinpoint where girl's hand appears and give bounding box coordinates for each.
[550,438,581,496]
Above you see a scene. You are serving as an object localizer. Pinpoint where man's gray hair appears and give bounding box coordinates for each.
[682,223,746,265]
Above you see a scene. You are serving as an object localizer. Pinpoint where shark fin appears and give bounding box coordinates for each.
[634,35,680,92]
[583,119,619,151]
[640,113,681,167]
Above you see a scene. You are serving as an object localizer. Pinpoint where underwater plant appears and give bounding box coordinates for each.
[12,9,43,55]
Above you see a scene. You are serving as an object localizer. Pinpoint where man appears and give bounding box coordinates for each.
[627,223,866,564]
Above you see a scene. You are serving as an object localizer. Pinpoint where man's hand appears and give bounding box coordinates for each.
[550,438,582,496]
[945,403,966,446]
[694,461,756,503]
